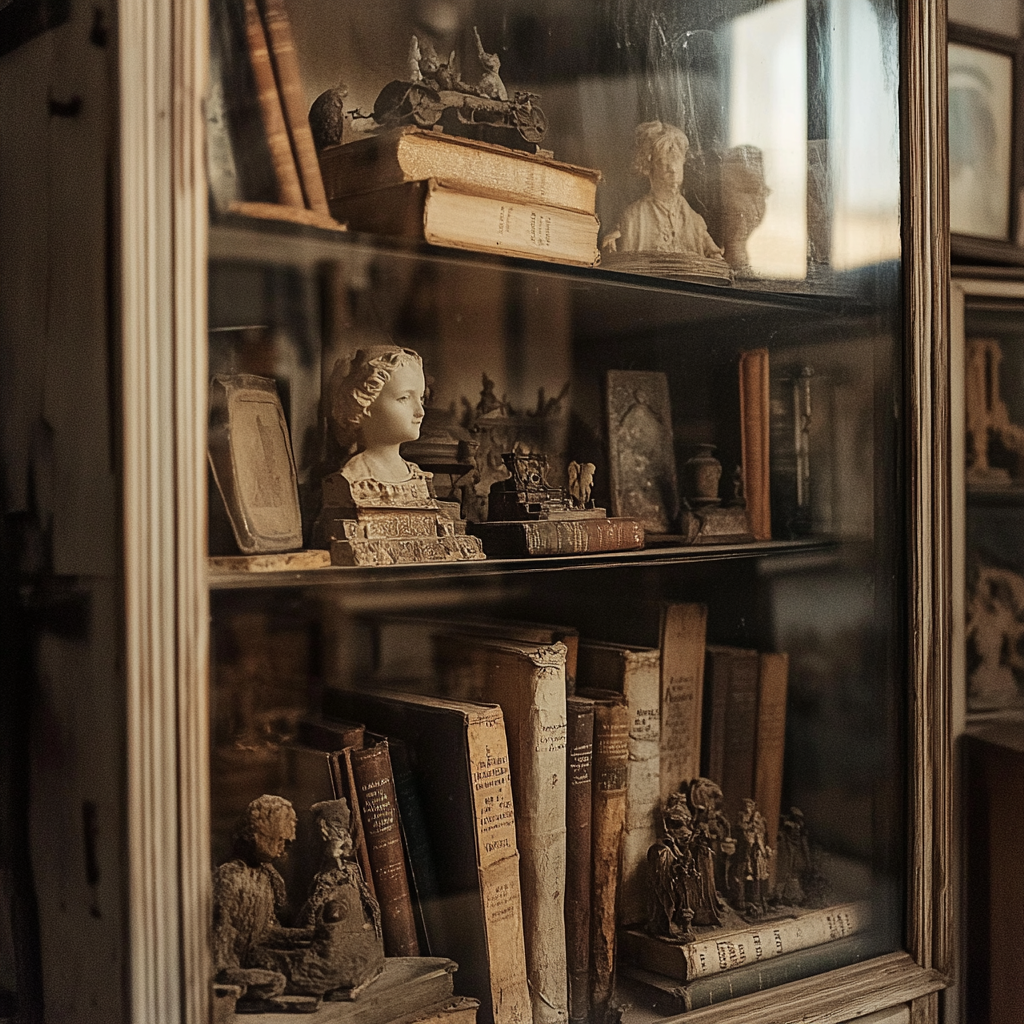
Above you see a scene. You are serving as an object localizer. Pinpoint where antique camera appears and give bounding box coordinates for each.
[487,452,574,521]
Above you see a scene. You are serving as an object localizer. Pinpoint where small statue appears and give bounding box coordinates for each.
[772,807,829,907]
[965,338,1024,484]
[646,792,697,942]
[685,777,734,926]
[308,80,350,152]
[251,799,386,1001]
[212,796,314,1004]
[732,798,772,918]
[567,461,596,509]
[602,122,729,281]
[966,563,1024,710]
[720,145,769,277]
[472,26,507,101]
[313,346,485,565]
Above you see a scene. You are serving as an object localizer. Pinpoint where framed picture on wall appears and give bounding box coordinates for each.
[950,25,1024,263]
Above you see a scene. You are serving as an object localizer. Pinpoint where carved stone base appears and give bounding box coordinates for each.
[330,534,485,567]
[679,504,753,545]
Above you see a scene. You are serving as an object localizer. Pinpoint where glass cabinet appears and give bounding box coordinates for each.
[0,0,949,1021]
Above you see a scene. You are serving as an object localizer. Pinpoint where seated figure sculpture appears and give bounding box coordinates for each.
[602,121,731,282]
[313,346,485,565]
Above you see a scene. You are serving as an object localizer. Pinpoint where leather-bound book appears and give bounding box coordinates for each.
[435,635,569,1024]
[577,641,660,927]
[350,737,421,957]
[579,689,629,1024]
[325,689,530,1024]
[564,696,595,1024]
[658,603,707,801]
[753,652,789,856]
[739,348,772,541]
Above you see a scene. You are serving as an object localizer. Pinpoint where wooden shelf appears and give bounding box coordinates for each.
[967,485,1024,507]
[207,537,838,590]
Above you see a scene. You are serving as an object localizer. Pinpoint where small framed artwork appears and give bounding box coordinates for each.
[949,26,1024,263]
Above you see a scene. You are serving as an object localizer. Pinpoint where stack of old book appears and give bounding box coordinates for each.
[317,126,603,267]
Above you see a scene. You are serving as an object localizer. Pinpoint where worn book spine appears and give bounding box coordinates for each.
[328,179,601,267]
[564,696,594,1024]
[703,646,760,823]
[588,694,630,1020]
[350,739,421,956]
[317,126,601,214]
[578,643,660,927]
[469,517,644,558]
[240,0,304,207]
[256,0,330,213]
[739,348,771,541]
[659,603,707,802]
[336,745,376,900]
[620,931,876,1012]
[753,652,789,857]
[619,901,871,981]
[439,637,569,1024]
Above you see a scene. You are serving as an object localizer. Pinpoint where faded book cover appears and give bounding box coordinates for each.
[436,635,569,1024]
[577,641,660,927]
[658,603,707,801]
[753,652,789,856]
[325,689,530,1024]
[318,125,601,214]
[739,348,771,541]
[564,697,594,1024]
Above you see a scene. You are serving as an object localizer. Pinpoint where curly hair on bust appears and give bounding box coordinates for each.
[327,346,423,451]
[631,120,689,179]
[231,794,296,862]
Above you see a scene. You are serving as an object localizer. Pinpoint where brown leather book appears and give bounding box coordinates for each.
[701,646,760,823]
[256,0,330,214]
[350,737,421,957]
[579,689,629,1023]
[739,348,772,540]
[753,652,789,855]
[240,0,304,207]
[564,696,595,1024]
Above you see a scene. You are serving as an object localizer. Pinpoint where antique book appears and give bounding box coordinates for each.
[208,374,303,554]
[238,956,458,1024]
[605,370,680,534]
[318,126,602,214]
[328,179,601,267]
[658,603,707,801]
[581,690,630,1021]
[435,636,569,1024]
[739,348,772,541]
[406,997,481,1024]
[350,737,421,957]
[701,645,760,823]
[619,931,876,1013]
[363,613,578,694]
[753,652,789,856]
[618,900,871,981]
[256,0,330,214]
[468,516,644,558]
[564,696,594,1024]
[577,640,660,927]
[324,689,531,1024]
[240,0,304,207]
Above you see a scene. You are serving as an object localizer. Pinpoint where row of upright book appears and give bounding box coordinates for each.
[221,604,873,1022]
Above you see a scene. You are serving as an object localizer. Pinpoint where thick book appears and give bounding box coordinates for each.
[658,603,707,802]
[350,737,421,957]
[256,0,330,214]
[701,646,760,823]
[619,931,876,1013]
[328,179,601,267]
[580,690,630,1021]
[739,348,772,541]
[318,126,601,214]
[753,652,789,857]
[436,636,569,1024]
[564,697,594,1024]
[325,689,531,1024]
[618,900,871,982]
[577,641,660,927]
[468,517,644,558]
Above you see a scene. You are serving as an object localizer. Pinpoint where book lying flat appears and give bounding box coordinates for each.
[619,900,871,982]
[468,517,644,557]
[328,179,600,267]
[318,126,601,214]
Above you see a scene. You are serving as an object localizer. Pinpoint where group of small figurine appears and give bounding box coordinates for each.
[646,779,827,944]
[213,796,384,1013]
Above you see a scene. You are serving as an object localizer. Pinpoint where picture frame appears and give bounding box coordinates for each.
[949,25,1024,263]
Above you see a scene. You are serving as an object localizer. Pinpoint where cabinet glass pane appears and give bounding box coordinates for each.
[206,1,905,1018]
